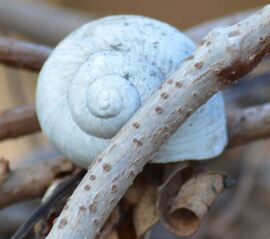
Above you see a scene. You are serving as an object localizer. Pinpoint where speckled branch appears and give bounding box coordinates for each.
[45,5,270,239]
[0,157,75,209]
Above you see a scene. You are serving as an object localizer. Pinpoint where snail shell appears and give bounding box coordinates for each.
[36,15,227,168]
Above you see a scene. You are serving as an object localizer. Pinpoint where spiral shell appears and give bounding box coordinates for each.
[36,15,227,168]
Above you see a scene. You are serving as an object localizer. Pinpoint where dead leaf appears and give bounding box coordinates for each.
[133,185,159,238]
[125,177,148,205]
[125,164,164,205]
[133,162,189,238]
[131,162,229,238]
[118,200,137,239]
[105,229,118,239]
[158,171,229,237]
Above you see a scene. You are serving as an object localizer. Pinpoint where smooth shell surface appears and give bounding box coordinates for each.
[36,15,227,168]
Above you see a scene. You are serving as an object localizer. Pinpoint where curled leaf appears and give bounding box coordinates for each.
[133,163,189,238]
[158,171,228,237]
[132,163,229,238]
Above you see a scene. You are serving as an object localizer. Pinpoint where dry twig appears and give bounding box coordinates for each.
[0,104,40,140]
[44,6,270,239]
[0,37,51,71]
[2,101,270,148]
[0,157,75,209]
[227,104,270,146]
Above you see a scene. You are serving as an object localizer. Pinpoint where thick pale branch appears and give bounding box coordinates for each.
[0,37,51,71]
[0,104,40,140]
[0,157,75,209]
[44,6,270,239]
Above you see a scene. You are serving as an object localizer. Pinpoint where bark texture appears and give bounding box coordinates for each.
[0,37,51,71]
[0,104,40,140]
[44,6,270,239]
[228,103,270,146]
[0,157,74,208]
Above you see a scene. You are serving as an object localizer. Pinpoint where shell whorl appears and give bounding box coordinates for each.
[67,50,165,138]
[36,15,227,168]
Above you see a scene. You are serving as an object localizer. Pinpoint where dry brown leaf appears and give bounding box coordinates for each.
[131,162,229,238]
[125,177,148,205]
[133,185,159,238]
[158,163,191,205]
[133,163,189,238]
[125,164,164,205]
[117,200,137,239]
[105,229,119,239]
[158,171,229,237]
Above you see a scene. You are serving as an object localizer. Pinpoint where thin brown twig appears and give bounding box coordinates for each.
[0,157,75,209]
[1,102,270,148]
[0,37,51,71]
[0,104,40,140]
[227,104,270,147]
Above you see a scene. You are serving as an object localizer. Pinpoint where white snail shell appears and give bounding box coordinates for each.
[36,15,227,168]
